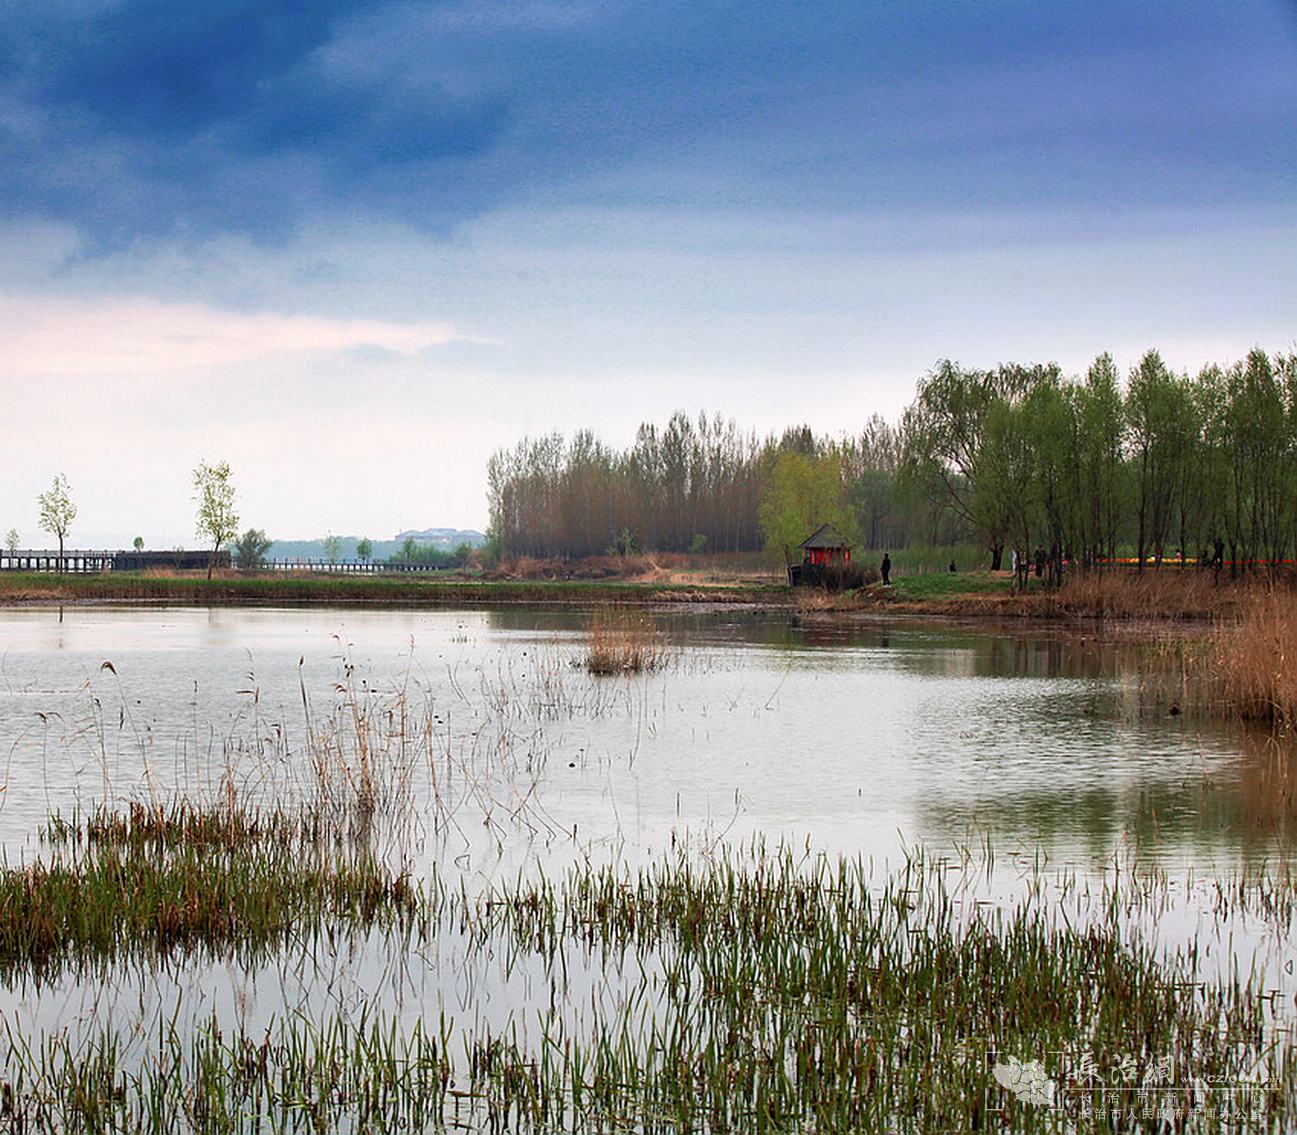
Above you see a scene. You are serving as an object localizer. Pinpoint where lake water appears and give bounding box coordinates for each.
[0,604,1293,1127]
[0,604,1289,875]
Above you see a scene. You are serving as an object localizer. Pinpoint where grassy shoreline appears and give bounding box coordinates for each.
[0,571,791,609]
[0,568,1272,623]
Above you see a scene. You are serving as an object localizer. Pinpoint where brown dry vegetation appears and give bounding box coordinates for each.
[490,551,775,585]
[866,569,1257,621]
[1209,588,1297,724]
[583,606,670,675]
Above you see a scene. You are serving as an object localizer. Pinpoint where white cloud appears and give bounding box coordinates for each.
[0,292,458,377]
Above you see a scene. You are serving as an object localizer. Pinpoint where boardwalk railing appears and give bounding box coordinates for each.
[0,550,453,575]
[0,549,117,573]
[260,559,450,574]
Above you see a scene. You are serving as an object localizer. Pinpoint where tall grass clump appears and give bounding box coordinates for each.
[0,799,420,976]
[1211,587,1297,723]
[583,606,669,675]
[1047,568,1247,620]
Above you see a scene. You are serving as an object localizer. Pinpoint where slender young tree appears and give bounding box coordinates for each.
[37,474,76,572]
[193,461,239,580]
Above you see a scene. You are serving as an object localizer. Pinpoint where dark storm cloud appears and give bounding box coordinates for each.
[0,0,1293,243]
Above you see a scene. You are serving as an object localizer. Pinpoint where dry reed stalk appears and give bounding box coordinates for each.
[1212,588,1297,723]
[583,606,668,675]
[1046,569,1247,621]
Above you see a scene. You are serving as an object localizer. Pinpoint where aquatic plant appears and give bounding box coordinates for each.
[1210,587,1297,724]
[0,800,419,977]
[1,844,1294,1131]
[583,606,669,675]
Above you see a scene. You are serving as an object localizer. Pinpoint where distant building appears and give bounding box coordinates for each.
[788,524,853,586]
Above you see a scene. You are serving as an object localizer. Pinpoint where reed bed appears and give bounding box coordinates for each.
[1209,587,1297,724]
[0,799,417,976]
[466,847,1295,1131]
[1,846,1292,1131]
[1043,569,1250,621]
[582,606,670,675]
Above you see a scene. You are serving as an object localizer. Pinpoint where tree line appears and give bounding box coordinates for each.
[487,348,1297,574]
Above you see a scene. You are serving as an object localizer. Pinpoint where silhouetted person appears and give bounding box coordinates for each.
[1034,548,1045,578]
[948,560,957,573]
[881,553,891,586]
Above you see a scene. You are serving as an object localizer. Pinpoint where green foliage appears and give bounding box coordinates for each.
[613,527,640,556]
[4,528,18,554]
[37,474,76,560]
[192,461,238,555]
[233,528,272,570]
[323,533,342,564]
[688,533,707,554]
[132,535,144,552]
[387,538,456,568]
[758,450,854,564]
[488,347,1296,576]
[355,537,373,563]
[479,529,502,567]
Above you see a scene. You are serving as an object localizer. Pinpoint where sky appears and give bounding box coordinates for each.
[0,0,1294,546]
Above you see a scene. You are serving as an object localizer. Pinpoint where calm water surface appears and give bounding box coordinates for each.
[0,604,1294,1099]
[0,604,1288,873]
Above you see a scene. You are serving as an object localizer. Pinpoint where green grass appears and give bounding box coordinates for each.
[881,541,994,575]
[879,568,1016,601]
[3,843,1292,1131]
[0,572,787,608]
[0,801,418,976]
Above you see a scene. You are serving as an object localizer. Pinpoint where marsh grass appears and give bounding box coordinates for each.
[0,571,784,608]
[1210,588,1297,724]
[583,606,670,675]
[0,799,418,976]
[0,1012,455,1135]
[1145,587,1297,728]
[2,845,1294,1131]
[465,847,1296,1131]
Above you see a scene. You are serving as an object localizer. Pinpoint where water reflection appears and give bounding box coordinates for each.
[0,604,1285,873]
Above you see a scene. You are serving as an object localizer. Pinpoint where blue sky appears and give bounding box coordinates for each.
[1,0,1294,542]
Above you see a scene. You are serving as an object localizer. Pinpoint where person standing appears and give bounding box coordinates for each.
[881,553,891,586]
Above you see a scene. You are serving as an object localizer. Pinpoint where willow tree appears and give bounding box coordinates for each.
[1073,353,1126,565]
[758,450,853,566]
[900,360,1056,569]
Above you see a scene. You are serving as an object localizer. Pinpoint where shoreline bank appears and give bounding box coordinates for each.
[0,569,1258,622]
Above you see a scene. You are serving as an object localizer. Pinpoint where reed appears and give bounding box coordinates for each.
[3,846,1294,1131]
[1210,587,1297,723]
[0,799,418,976]
[582,605,669,675]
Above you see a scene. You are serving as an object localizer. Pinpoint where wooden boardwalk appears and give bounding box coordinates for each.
[0,550,450,575]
